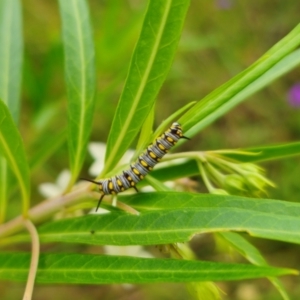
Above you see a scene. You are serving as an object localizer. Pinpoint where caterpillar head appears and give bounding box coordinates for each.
[170,122,182,136]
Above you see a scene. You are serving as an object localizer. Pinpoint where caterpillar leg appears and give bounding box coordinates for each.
[96,194,105,212]
[80,178,101,185]
[133,186,139,193]
[182,135,190,140]
[80,178,104,211]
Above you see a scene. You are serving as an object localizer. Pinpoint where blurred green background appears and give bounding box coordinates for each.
[2,0,300,299]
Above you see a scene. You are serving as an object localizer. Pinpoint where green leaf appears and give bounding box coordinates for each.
[10,193,300,246]
[0,0,23,223]
[134,105,155,161]
[0,0,23,122]
[0,101,30,215]
[120,192,300,216]
[103,0,190,175]
[58,0,96,187]
[179,25,300,138]
[222,141,300,162]
[149,158,199,183]
[143,174,172,192]
[0,253,295,284]
[218,232,290,300]
[218,232,267,265]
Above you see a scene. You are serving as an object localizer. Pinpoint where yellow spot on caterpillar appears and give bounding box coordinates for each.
[140,160,148,167]
[108,182,113,189]
[149,151,156,159]
[167,136,174,143]
[133,168,140,175]
[158,143,165,151]
[117,179,122,186]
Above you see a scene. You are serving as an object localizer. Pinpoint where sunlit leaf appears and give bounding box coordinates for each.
[103,0,190,175]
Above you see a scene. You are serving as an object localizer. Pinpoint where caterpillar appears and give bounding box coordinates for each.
[82,122,189,211]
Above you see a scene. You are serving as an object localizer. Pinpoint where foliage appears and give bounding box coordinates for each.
[0,1,300,299]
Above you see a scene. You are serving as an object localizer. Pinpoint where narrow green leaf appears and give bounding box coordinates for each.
[9,193,300,246]
[0,0,23,122]
[119,192,300,217]
[0,0,23,223]
[222,141,300,162]
[219,232,268,265]
[179,25,300,138]
[0,253,295,284]
[103,0,190,174]
[143,174,172,192]
[134,105,155,161]
[58,0,96,187]
[219,232,290,300]
[0,101,30,215]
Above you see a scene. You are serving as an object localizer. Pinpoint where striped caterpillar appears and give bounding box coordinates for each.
[82,122,188,211]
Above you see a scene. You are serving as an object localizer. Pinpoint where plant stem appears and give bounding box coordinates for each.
[22,218,39,300]
[0,182,94,239]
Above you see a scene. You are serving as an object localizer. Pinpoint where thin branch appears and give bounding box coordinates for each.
[22,218,40,300]
[0,182,93,239]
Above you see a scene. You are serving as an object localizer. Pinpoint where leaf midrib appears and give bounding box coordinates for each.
[2,268,272,274]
